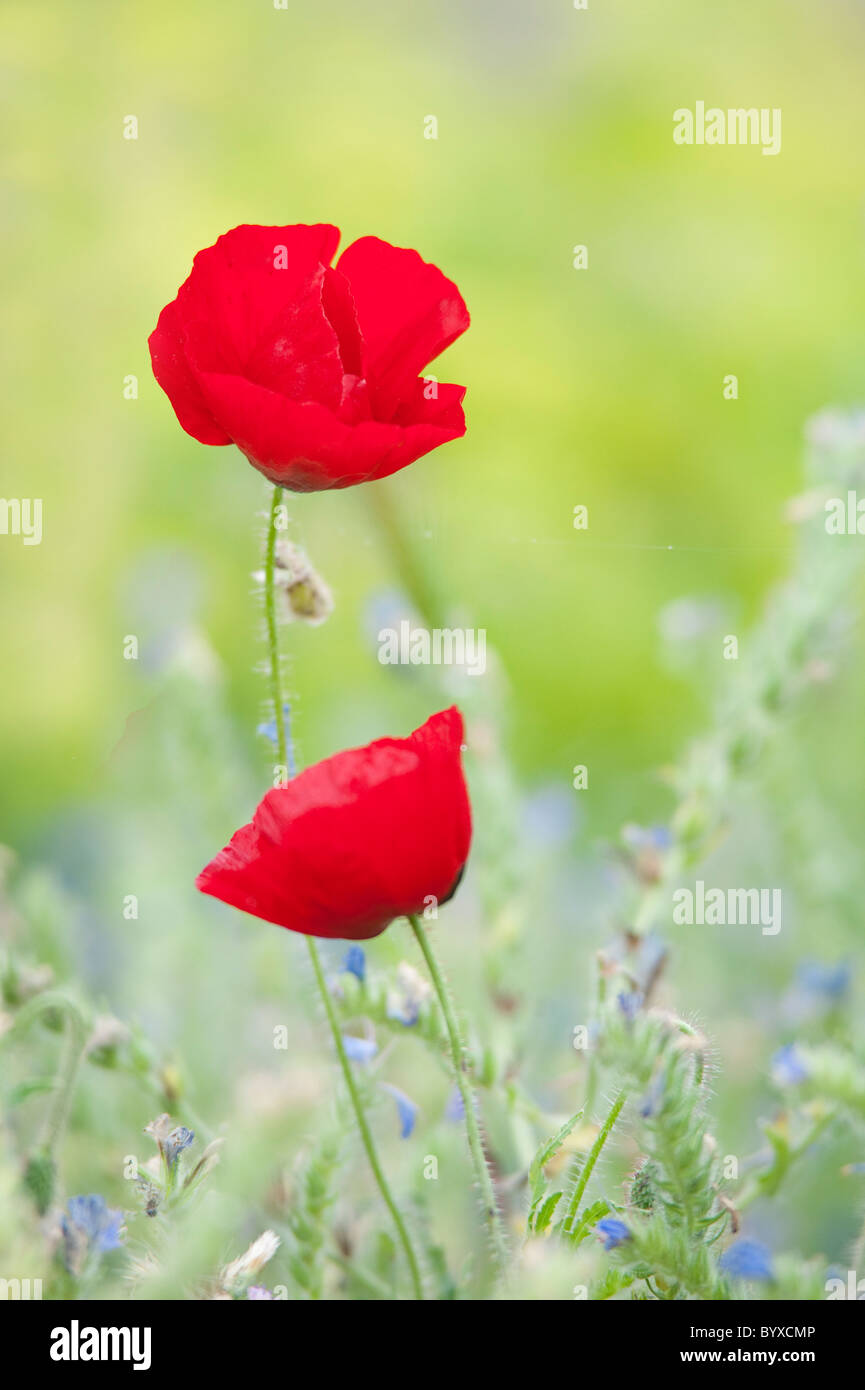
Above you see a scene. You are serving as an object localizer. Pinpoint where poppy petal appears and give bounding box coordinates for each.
[194,371,466,490]
[197,708,471,940]
[336,236,469,418]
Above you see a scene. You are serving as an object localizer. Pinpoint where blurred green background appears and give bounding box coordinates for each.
[2,0,865,1296]
[4,0,865,834]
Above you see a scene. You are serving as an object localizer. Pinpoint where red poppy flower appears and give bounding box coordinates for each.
[149,224,469,491]
[197,707,471,940]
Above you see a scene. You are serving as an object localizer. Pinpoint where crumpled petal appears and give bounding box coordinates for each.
[336,236,470,419]
[197,708,471,939]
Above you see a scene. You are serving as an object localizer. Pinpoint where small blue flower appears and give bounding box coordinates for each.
[380,1083,418,1139]
[595,1217,631,1250]
[387,996,420,1027]
[63,1195,124,1254]
[639,1072,665,1119]
[163,1126,195,1169]
[622,824,672,852]
[342,945,366,983]
[719,1238,773,1282]
[444,1087,464,1122]
[771,1043,809,1086]
[247,1285,275,1300]
[796,960,851,1002]
[342,1034,377,1064]
[617,990,643,1022]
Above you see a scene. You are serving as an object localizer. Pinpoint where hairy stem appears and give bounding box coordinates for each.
[408,913,509,1273]
[305,939,424,1299]
[37,996,88,1160]
[263,484,424,1301]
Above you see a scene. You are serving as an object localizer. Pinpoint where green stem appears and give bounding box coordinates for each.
[408,913,509,1273]
[37,997,88,1160]
[563,1087,627,1233]
[368,483,442,627]
[263,484,424,1301]
[305,939,423,1299]
[264,485,288,776]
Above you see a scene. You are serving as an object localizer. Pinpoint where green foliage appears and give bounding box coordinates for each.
[285,1128,343,1300]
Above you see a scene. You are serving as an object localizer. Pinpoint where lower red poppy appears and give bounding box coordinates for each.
[196,707,471,940]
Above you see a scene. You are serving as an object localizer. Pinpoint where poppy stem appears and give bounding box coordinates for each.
[263,484,425,1301]
[304,938,425,1300]
[264,485,288,775]
[408,913,509,1274]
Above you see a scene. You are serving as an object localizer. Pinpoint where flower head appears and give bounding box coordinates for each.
[617,990,643,1022]
[342,1034,378,1064]
[595,1217,631,1251]
[795,959,851,1003]
[220,1230,281,1295]
[772,1043,809,1086]
[163,1125,195,1169]
[61,1194,124,1272]
[197,707,471,940]
[342,945,366,982]
[149,224,469,491]
[719,1238,774,1282]
[145,1112,195,1170]
[380,1083,419,1139]
[253,539,333,625]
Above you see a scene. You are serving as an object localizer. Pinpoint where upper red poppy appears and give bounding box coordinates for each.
[149,224,470,491]
[196,707,472,940]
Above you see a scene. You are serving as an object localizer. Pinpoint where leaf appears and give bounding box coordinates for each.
[533,1191,563,1235]
[561,1197,610,1248]
[527,1107,585,1214]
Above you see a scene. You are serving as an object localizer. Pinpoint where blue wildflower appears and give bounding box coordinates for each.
[163,1126,194,1169]
[342,945,366,983]
[380,1083,418,1139]
[247,1285,275,1300]
[719,1238,774,1282]
[796,960,850,1002]
[595,1217,631,1250]
[772,1043,809,1086]
[617,990,643,1022]
[61,1194,124,1272]
[444,1087,464,1122]
[622,824,672,852]
[64,1195,124,1253]
[639,1071,665,1119]
[387,996,420,1026]
[342,1034,377,1064]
